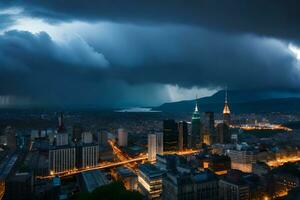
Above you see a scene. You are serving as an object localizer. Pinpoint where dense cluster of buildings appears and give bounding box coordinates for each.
[162,92,232,154]
[1,91,300,199]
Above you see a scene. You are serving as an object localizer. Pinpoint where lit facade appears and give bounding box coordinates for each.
[138,164,163,199]
[191,100,201,148]
[49,147,76,174]
[227,149,256,173]
[81,145,99,168]
[148,134,157,162]
[156,132,163,155]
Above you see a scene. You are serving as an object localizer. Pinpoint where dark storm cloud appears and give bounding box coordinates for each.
[0,30,168,107]
[1,2,300,107]
[83,24,300,91]
[5,0,300,40]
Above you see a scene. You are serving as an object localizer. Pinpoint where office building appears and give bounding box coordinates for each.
[163,170,219,200]
[163,119,178,151]
[227,148,256,173]
[117,128,128,147]
[178,121,188,151]
[148,134,157,162]
[76,144,99,169]
[49,146,76,174]
[156,132,163,155]
[191,99,201,148]
[4,173,33,200]
[202,112,215,144]
[138,164,163,199]
[216,122,231,144]
[82,131,93,144]
[219,170,250,200]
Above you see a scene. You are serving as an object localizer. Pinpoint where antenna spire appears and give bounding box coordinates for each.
[225,87,228,103]
[195,94,199,112]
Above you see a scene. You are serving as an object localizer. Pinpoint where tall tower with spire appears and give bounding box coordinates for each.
[223,90,231,125]
[191,96,201,148]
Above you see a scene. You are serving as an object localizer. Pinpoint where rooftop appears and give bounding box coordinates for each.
[81,170,109,192]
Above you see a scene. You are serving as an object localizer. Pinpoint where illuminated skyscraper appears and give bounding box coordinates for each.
[156,132,163,155]
[148,134,157,162]
[223,90,231,125]
[191,98,201,148]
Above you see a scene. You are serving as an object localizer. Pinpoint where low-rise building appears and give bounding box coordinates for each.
[138,164,163,199]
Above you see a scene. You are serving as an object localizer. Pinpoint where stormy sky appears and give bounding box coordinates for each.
[1,1,300,108]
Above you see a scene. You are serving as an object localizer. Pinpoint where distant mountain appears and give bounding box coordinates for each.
[154,90,300,113]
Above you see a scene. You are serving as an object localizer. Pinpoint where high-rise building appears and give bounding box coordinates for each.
[117,128,128,147]
[216,123,231,144]
[191,99,201,148]
[76,144,99,169]
[156,132,163,155]
[148,134,157,162]
[223,90,231,125]
[82,131,93,144]
[163,119,178,151]
[4,173,33,200]
[178,121,188,151]
[49,146,76,174]
[202,112,215,144]
[138,164,163,199]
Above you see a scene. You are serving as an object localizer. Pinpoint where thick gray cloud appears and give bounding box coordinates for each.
[82,24,300,90]
[0,30,168,107]
[4,0,300,40]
